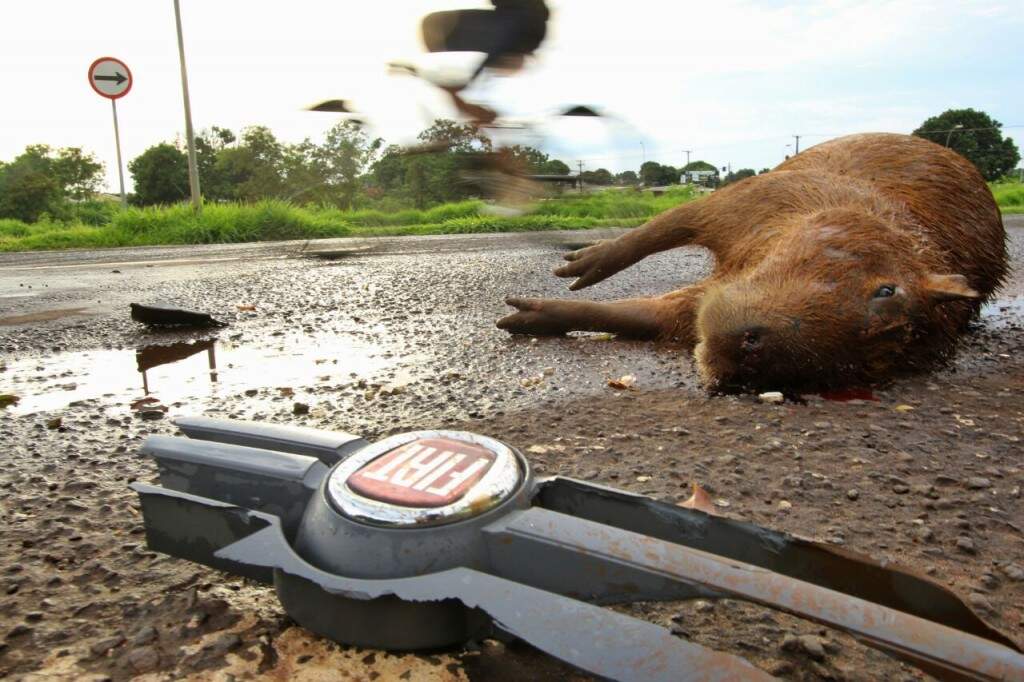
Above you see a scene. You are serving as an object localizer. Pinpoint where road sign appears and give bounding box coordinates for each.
[88,57,133,100]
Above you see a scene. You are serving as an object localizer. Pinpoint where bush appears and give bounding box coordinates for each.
[0,187,698,251]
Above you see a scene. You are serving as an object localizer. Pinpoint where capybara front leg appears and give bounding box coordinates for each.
[496,296,671,339]
[555,203,701,290]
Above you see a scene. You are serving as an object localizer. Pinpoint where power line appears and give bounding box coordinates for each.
[569,124,1024,166]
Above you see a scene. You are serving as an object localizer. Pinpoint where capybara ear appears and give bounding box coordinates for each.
[922,273,979,303]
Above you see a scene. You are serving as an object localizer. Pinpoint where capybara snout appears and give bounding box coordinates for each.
[499,133,1006,390]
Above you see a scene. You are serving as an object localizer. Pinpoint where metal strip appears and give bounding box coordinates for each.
[141,435,328,537]
[174,416,368,465]
[213,516,772,681]
[484,507,1024,682]
[131,483,275,583]
[535,476,1018,650]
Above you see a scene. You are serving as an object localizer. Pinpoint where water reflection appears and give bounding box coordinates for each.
[1,330,395,415]
[136,339,217,395]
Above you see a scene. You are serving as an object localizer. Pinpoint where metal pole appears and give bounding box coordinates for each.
[577,160,584,194]
[173,0,202,212]
[945,125,963,148]
[683,149,692,167]
[793,135,800,154]
[111,99,127,207]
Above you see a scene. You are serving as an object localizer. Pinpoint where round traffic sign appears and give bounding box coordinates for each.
[88,57,133,100]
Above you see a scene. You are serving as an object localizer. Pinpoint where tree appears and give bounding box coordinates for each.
[194,126,237,201]
[50,147,104,200]
[310,121,382,208]
[581,168,613,185]
[0,161,62,222]
[128,143,189,205]
[639,161,663,185]
[417,119,492,154]
[370,145,409,192]
[615,170,638,185]
[0,144,104,221]
[538,159,571,175]
[502,145,550,173]
[722,168,756,186]
[913,108,1020,181]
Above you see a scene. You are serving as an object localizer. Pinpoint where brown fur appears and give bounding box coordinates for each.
[497,133,1007,391]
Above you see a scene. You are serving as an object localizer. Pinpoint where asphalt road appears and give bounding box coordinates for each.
[1,217,1023,681]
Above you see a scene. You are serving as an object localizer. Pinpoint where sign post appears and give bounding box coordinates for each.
[173,0,202,213]
[88,57,133,207]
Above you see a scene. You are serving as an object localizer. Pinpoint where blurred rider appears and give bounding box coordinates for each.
[420,0,551,124]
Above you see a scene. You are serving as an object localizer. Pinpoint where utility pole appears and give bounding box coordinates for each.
[945,124,964,147]
[682,149,692,168]
[173,0,202,212]
[792,135,801,155]
[576,160,584,194]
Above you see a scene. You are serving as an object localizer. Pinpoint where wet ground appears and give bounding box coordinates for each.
[1,216,1023,680]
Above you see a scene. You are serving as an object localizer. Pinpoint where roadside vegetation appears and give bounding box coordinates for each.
[990,179,1024,214]
[0,108,1019,251]
[0,188,698,252]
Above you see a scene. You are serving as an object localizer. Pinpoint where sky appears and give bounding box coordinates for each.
[1,0,1022,192]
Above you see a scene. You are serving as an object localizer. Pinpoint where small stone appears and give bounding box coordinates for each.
[541,367,555,376]
[777,500,792,512]
[138,409,165,421]
[244,389,259,397]
[1001,563,1024,581]
[846,489,860,501]
[892,483,910,494]
[758,391,785,404]
[955,536,976,554]
[968,592,995,614]
[126,646,160,672]
[6,624,32,638]
[90,635,125,657]
[915,526,935,542]
[45,417,62,430]
[780,633,826,661]
[669,624,691,638]
[980,573,1000,590]
[694,600,714,613]
[131,625,157,646]
[966,477,991,490]
[292,402,310,415]
[205,632,242,655]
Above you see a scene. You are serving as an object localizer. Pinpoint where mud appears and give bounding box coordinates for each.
[1,218,1022,680]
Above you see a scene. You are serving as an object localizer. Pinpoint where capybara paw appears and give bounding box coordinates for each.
[553,240,624,291]
[497,298,565,335]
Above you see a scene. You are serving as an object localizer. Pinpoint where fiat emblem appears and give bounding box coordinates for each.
[327,431,521,527]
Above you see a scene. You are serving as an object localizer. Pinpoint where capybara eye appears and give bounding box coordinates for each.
[873,285,896,298]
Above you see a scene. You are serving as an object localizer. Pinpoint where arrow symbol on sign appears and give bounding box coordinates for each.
[94,72,127,85]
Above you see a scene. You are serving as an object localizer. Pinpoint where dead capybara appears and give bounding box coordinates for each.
[497,133,1008,391]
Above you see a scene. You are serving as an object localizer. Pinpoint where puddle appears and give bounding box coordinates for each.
[1,330,397,415]
[0,308,91,326]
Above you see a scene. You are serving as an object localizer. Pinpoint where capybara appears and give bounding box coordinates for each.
[497,133,1008,391]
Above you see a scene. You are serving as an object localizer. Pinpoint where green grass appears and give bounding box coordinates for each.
[991,180,1024,214]
[3,179,1019,252]
[0,187,697,252]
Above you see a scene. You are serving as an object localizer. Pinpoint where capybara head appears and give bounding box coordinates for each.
[693,208,980,391]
